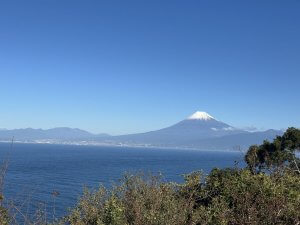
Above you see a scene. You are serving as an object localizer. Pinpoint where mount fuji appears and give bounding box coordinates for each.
[114,112,245,141]
[101,111,283,150]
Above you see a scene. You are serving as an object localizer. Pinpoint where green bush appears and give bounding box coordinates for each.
[63,169,300,225]
[0,194,10,225]
[245,127,300,173]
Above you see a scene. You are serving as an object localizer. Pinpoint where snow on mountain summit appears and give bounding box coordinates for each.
[187,111,214,120]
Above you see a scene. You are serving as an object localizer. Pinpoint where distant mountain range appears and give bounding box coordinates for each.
[0,127,109,140]
[0,111,284,150]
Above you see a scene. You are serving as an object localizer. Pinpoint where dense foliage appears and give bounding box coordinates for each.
[61,168,300,225]
[1,128,300,224]
[245,127,300,173]
[0,195,10,225]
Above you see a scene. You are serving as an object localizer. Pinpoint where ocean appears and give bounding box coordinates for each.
[0,142,245,221]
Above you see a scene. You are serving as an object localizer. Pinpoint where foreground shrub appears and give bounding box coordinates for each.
[63,169,300,225]
[204,168,300,224]
[0,195,9,225]
[64,174,194,225]
[245,127,300,174]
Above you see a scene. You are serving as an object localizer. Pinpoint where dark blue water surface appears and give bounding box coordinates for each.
[0,143,245,220]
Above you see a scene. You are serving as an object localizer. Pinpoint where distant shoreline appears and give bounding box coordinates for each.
[0,140,245,152]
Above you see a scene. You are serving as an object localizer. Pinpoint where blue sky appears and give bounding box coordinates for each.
[0,0,299,135]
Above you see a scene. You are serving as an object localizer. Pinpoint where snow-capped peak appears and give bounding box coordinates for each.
[187,111,214,120]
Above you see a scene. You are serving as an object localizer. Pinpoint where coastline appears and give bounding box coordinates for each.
[0,140,245,153]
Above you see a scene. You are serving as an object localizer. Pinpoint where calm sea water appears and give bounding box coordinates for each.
[0,143,245,220]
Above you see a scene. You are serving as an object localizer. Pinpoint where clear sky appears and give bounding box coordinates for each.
[0,0,299,135]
